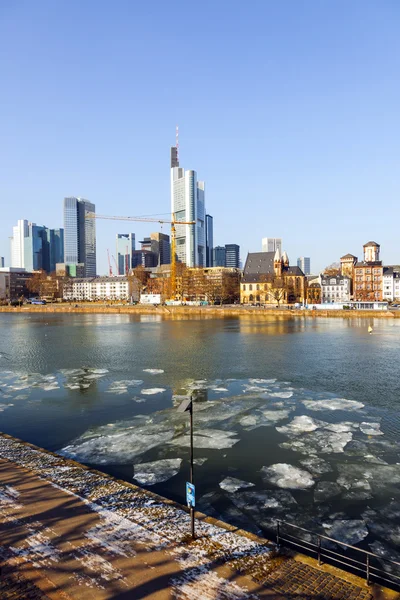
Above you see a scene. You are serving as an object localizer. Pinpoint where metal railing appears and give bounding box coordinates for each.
[276,520,400,589]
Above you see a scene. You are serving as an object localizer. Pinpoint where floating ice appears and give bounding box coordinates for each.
[106,380,143,394]
[360,422,383,436]
[323,519,368,548]
[269,391,293,399]
[261,463,314,490]
[219,477,255,493]
[0,403,13,411]
[143,369,164,375]
[211,387,228,392]
[337,463,400,496]
[193,458,207,466]
[248,378,276,385]
[369,541,400,572]
[169,429,239,450]
[88,369,109,374]
[314,482,341,503]
[324,422,359,433]
[276,415,327,436]
[299,457,332,475]
[302,398,364,411]
[280,430,352,455]
[141,388,166,395]
[239,415,258,427]
[133,459,182,485]
[84,373,106,380]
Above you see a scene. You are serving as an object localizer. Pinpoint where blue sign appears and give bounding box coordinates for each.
[186,482,195,507]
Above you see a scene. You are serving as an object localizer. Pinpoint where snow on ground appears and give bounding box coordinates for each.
[133,458,182,485]
[261,464,315,490]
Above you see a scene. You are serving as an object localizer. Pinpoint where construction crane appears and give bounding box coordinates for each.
[86,213,196,299]
[107,249,113,276]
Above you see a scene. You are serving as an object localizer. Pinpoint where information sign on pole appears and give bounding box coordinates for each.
[186,482,195,507]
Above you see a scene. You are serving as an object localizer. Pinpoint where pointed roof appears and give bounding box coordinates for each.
[282,251,289,264]
[274,248,281,261]
[340,253,357,260]
[363,241,379,247]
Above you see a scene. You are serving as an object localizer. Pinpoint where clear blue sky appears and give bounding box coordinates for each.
[1,0,399,274]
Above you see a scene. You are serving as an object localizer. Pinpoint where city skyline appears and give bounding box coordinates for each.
[1,3,400,273]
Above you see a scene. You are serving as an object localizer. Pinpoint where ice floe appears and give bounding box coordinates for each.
[106,380,143,394]
[133,459,182,485]
[143,369,164,374]
[219,477,255,493]
[299,457,332,475]
[276,415,327,436]
[302,398,364,411]
[314,482,341,503]
[280,430,352,455]
[360,422,383,436]
[261,463,314,489]
[140,388,166,395]
[169,429,239,450]
[323,519,368,548]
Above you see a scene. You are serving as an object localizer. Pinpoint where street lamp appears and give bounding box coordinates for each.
[177,395,195,539]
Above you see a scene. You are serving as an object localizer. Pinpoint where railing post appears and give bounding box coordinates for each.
[277,521,280,547]
[366,554,370,586]
[317,536,321,566]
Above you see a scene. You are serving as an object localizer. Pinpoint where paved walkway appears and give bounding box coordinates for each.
[0,434,384,599]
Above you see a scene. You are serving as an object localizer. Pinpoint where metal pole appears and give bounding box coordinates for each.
[190,398,195,539]
[366,554,370,586]
[277,521,280,546]
[317,536,321,566]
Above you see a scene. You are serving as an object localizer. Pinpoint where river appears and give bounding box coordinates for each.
[1,313,399,562]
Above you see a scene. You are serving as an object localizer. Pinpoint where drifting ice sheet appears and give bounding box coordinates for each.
[302,398,364,411]
[276,415,327,436]
[133,459,182,485]
[140,388,166,395]
[219,477,255,493]
[169,429,239,450]
[143,369,164,374]
[261,463,314,489]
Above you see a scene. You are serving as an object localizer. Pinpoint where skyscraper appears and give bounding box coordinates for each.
[63,197,96,277]
[150,232,170,266]
[262,238,282,253]
[225,244,240,268]
[213,246,226,267]
[10,220,64,273]
[170,146,206,267]
[297,257,311,275]
[205,214,213,267]
[116,233,135,275]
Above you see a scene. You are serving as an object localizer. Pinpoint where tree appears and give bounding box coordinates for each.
[324,262,340,276]
[26,270,48,298]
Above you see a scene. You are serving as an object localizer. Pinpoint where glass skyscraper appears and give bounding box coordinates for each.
[63,197,96,277]
[225,244,240,268]
[116,233,135,275]
[11,220,64,273]
[205,214,213,267]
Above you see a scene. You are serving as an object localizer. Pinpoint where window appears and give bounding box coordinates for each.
[256,284,259,291]
[249,294,254,302]
[264,284,268,291]
[242,284,246,291]
[249,284,253,291]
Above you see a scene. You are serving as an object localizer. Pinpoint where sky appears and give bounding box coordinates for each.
[1,0,399,275]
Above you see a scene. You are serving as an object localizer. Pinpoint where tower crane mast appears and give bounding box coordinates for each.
[87,213,195,299]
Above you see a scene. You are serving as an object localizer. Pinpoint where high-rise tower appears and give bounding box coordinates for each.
[170,145,206,267]
[63,197,96,277]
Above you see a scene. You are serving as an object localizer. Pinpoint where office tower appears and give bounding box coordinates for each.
[0,258,4,268]
[262,238,282,253]
[150,232,170,266]
[213,246,226,267]
[10,221,64,273]
[116,233,135,275]
[225,244,240,268]
[11,219,29,268]
[297,257,311,275]
[63,197,96,277]
[170,146,206,267]
[205,214,213,267]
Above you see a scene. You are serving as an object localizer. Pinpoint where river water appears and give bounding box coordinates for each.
[1,312,400,561]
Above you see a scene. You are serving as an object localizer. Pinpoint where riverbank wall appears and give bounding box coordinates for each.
[0,303,399,319]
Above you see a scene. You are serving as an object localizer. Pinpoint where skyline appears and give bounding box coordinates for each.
[1,1,400,273]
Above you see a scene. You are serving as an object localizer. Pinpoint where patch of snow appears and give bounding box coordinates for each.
[261,463,314,490]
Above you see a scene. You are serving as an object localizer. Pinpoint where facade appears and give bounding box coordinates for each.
[170,146,206,267]
[213,246,226,267]
[353,242,383,301]
[321,275,351,303]
[116,233,135,275]
[340,253,357,278]
[0,267,33,301]
[0,258,4,268]
[205,214,214,267]
[132,249,157,268]
[382,266,400,302]
[225,244,240,268]
[63,276,138,302]
[297,257,311,275]
[10,220,64,273]
[63,197,96,277]
[240,249,306,305]
[261,238,282,253]
[150,232,170,266]
[180,267,241,304]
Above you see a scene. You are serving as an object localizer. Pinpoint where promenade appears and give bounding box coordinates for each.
[0,433,390,599]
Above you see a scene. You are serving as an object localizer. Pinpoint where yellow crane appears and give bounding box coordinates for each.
[86,212,196,299]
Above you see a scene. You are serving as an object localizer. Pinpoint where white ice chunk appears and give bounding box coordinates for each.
[324,422,359,433]
[211,387,228,392]
[133,459,182,485]
[219,477,255,493]
[140,388,166,395]
[193,458,208,466]
[143,369,164,374]
[88,368,109,374]
[261,463,314,490]
[169,429,239,450]
[299,457,332,475]
[360,422,383,436]
[269,391,293,399]
[276,415,327,436]
[302,398,364,411]
[248,378,276,385]
[280,430,352,455]
[323,519,368,547]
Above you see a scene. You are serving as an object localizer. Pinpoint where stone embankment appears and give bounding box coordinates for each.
[1,303,399,319]
[0,432,390,599]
